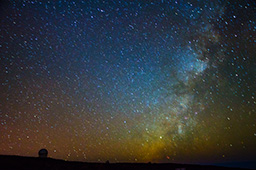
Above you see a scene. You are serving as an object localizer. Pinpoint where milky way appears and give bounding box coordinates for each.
[0,0,256,165]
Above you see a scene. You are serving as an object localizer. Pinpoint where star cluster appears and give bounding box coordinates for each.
[0,0,255,165]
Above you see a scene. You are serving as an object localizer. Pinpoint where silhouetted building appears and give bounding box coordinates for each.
[38,149,48,158]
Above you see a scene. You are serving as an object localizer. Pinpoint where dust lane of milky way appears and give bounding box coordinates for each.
[0,0,255,165]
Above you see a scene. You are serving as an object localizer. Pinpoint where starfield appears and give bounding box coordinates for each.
[0,0,255,169]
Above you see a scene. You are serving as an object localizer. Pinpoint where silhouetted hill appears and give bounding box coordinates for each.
[0,155,254,170]
[214,162,256,170]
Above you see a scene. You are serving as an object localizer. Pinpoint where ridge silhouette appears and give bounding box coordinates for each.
[0,155,253,170]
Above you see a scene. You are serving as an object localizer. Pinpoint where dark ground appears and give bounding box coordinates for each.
[0,155,254,170]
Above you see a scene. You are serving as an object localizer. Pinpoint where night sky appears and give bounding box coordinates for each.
[0,0,256,166]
